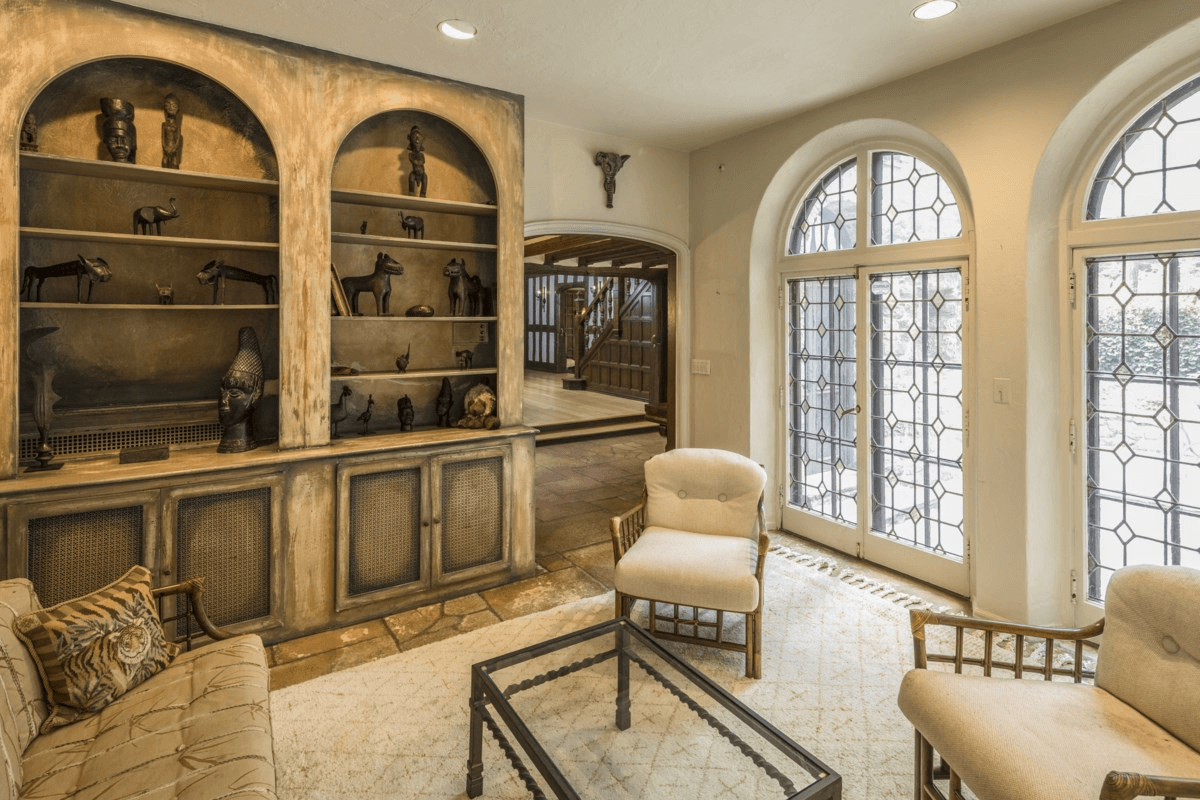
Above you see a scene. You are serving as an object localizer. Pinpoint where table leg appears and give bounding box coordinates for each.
[616,623,631,730]
[467,671,485,798]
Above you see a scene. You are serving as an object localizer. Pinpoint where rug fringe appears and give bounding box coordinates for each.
[769,544,952,614]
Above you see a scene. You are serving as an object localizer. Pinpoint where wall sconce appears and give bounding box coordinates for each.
[536,285,549,309]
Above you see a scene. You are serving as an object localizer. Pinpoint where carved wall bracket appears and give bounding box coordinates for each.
[594,151,630,208]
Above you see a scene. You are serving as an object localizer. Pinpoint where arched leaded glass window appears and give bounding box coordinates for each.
[788,158,856,255]
[1087,74,1200,220]
[871,152,962,244]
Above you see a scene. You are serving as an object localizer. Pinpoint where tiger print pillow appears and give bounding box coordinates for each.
[14,565,180,733]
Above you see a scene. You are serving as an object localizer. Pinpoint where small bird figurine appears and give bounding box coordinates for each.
[330,385,352,439]
[357,393,375,435]
[395,344,411,373]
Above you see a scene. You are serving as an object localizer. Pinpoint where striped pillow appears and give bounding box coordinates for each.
[14,565,179,733]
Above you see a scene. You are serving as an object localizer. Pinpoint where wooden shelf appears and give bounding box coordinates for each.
[20,303,278,311]
[20,152,279,195]
[330,187,497,216]
[331,314,497,323]
[331,231,496,253]
[20,227,279,252]
[330,368,497,381]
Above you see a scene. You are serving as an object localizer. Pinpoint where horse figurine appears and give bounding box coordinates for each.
[197,260,278,304]
[342,252,404,316]
[443,257,473,316]
[400,215,424,239]
[21,255,112,303]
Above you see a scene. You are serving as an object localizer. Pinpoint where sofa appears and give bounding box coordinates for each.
[897,564,1200,800]
[0,569,276,800]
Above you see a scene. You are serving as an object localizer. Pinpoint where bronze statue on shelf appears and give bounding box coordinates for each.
[20,113,37,152]
[133,197,179,235]
[330,384,352,438]
[155,283,174,305]
[100,98,136,163]
[22,326,64,472]
[395,344,411,373]
[218,327,264,454]
[443,257,475,316]
[435,377,453,427]
[21,255,111,303]
[197,259,278,304]
[400,214,424,239]
[405,304,435,317]
[397,395,414,431]
[357,394,375,435]
[407,124,427,197]
[341,251,403,316]
[455,349,473,369]
[594,151,630,208]
[161,93,183,169]
[360,220,368,234]
[455,384,499,430]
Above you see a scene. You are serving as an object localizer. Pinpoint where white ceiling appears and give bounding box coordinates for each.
[114,0,1122,152]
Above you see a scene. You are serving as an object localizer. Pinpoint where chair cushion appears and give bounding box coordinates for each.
[898,669,1200,800]
[0,580,49,800]
[20,634,276,800]
[614,527,760,612]
[1095,564,1200,753]
[644,448,767,539]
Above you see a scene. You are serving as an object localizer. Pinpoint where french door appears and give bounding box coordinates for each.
[780,263,970,594]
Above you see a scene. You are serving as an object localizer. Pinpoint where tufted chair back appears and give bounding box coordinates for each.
[644,448,767,539]
[1095,564,1200,753]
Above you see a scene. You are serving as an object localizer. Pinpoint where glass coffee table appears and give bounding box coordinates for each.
[467,616,840,799]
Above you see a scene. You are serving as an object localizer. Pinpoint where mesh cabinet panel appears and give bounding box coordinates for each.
[440,456,504,573]
[27,505,144,607]
[176,487,272,629]
[348,468,422,595]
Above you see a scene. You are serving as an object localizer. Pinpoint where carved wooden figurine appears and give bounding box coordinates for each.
[395,344,411,373]
[455,349,474,369]
[133,197,179,235]
[155,283,174,305]
[330,385,352,438]
[100,98,136,163]
[407,125,427,197]
[218,327,264,454]
[357,394,375,435]
[435,377,453,427]
[400,215,424,239]
[161,93,183,169]
[21,255,112,303]
[397,394,414,431]
[342,252,404,316]
[443,257,474,316]
[594,151,630,208]
[197,260,278,304]
[20,113,37,152]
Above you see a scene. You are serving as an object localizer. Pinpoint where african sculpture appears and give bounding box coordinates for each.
[395,344,411,373]
[100,98,136,163]
[455,349,474,369]
[161,93,183,169]
[20,113,37,152]
[21,255,112,303]
[342,251,404,316]
[407,125,427,197]
[594,151,630,208]
[358,394,375,435]
[397,395,414,431]
[435,377,453,427]
[400,215,424,239]
[218,327,264,453]
[197,259,278,304]
[155,283,174,305]
[21,327,63,472]
[455,384,499,430]
[443,257,474,316]
[133,197,179,235]
[330,385,353,439]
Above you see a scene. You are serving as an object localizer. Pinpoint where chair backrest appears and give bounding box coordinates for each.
[0,579,49,799]
[1095,564,1200,752]
[644,447,767,539]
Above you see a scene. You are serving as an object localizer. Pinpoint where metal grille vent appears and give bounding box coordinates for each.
[348,468,422,595]
[27,505,144,607]
[19,423,221,461]
[176,487,271,630]
[440,456,504,573]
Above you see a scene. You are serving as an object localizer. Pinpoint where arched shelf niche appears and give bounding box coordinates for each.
[18,57,281,461]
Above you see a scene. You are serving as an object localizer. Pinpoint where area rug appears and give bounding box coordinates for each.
[270,549,943,799]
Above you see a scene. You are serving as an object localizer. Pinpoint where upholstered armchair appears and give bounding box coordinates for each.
[610,447,768,678]
[897,564,1200,800]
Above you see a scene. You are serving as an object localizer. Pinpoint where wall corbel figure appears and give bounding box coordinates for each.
[594,151,630,208]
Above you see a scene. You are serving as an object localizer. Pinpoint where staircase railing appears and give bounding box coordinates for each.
[572,278,654,381]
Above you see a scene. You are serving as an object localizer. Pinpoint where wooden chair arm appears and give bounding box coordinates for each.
[611,495,647,563]
[1100,771,1200,800]
[909,608,1104,682]
[153,576,233,647]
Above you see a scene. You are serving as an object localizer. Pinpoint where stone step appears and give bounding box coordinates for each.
[534,417,662,445]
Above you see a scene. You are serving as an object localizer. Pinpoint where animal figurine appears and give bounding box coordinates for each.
[155,283,174,305]
[357,393,375,435]
[455,383,499,430]
[197,260,278,304]
[400,215,424,239]
[435,378,453,427]
[397,395,414,431]
[342,252,404,316]
[594,151,631,208]
[132,197,179,235]
[395,344,411,373]
[443,257,473,316]
[21,255,112,303]
[466,274,483,316]
[455,349,474,369]
[330,385,352,438]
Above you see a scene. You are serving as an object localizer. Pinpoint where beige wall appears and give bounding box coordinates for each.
[687,0,1200,623]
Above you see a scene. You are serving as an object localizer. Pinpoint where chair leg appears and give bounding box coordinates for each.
[745,609,761,678]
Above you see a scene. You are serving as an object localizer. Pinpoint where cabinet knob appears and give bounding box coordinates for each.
[432,517,440,525]
[162,568,171,576]
[422,520,429,528]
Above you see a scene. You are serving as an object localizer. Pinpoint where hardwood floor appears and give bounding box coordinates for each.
[522,370,645,427]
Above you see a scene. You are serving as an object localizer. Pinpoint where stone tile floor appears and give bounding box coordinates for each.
[267,431,966,689]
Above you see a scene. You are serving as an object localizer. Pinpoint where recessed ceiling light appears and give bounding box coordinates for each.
[438,19,477,40]
[912,0,958,20]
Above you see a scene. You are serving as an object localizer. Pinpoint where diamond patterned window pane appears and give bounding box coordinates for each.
[1085,251,1200,601]
[1087,75,1200,220]
[787,277,857,523]
[788,159,857,255]
[869,268,964,558]
[870,152,962,246]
